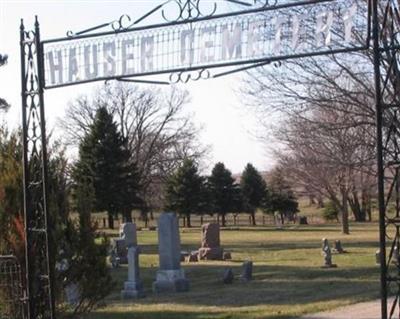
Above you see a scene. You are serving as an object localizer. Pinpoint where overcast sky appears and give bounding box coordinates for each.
[0,0,273,174]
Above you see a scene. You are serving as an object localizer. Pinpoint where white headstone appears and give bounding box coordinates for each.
[153,212,189,293]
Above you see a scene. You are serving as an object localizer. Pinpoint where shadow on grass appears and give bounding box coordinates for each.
[85,309,300,319]
[108,264,380,308]
[199,241,378,253]
[135,239,380,256]
[85,309,232,319]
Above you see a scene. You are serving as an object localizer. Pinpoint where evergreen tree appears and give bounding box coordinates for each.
[0,127,23,257]
[165,159,204,227]
[240,163,267,226]
[322,201,340,222]
[208,162,236,227]
[49,140,114,317]
[74,107,140,228]
[263,166,299,224]
[61,177,114,317]
[231,183,244,215]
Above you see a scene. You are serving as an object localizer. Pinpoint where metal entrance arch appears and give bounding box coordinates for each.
[17,0,399,318]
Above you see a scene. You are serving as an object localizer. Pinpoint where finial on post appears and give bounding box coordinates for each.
[35,15,39,29]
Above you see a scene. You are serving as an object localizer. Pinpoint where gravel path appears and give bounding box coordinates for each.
[301,300,382,319]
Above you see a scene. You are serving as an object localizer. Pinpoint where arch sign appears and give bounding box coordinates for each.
[19,1,397,319]
[42,0,368,88]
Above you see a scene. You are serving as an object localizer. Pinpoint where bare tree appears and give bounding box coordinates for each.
[240,1,377,233]
[275,102,375,232]
[59,82,208,223]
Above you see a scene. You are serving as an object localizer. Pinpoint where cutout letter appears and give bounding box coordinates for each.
[84,44,99,80]
[122,39,135,75]
[200,27,216,63]
[181,29,195,65]
[141,36,154,72]
[68,48,80,83]
[222,23,242,60]
[316,11,334,47]
[247,21,263,57]
[47,50,63,85]
[274,17,285,54]
[292,14,307,50]
[103,41,116,77]
[343,3,358,42]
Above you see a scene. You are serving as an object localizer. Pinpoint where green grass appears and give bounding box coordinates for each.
[86,222,382,319]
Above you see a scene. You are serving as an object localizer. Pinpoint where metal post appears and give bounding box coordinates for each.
[20,17,54,319]
[34,16,55,319]
[372,0,388,318]
[19,18,31,319]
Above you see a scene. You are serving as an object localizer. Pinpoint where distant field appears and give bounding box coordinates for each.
[89,199,333,230]
[87,222,382,319]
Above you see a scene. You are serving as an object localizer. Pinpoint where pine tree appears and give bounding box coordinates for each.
[0,127,23,256]
[240,163,267,226]
[208,162,237,227]
[165,159,204,227]
[74,107,140,228]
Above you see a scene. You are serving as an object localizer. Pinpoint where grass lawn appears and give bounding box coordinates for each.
[87,222,381,319]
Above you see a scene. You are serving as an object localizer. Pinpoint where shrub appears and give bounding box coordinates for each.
[322,201,339,221]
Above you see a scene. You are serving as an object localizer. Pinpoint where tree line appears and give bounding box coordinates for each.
[165,160,299,227]
[75,101,299,229]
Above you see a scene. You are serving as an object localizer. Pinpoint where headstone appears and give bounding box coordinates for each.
[240,261,253,282]
[111,239,128,266]
[121,223,137,247]
[187,252,199,263]
[198,223,224,260]
[333,240,346,254]
[321,238,337,268]
[65,283,80,305]
[181,251,190,262]
[299,216,308,225]
[376,249,381,265]
[153,212,190,293]
[223,252,232,260]
[202,223,220,247]
[119,223,125,238]
[121,223,144,299]
[56,258,81,305]
[392,246,399,265]
[223,268,234,284]
[274,212,283,229]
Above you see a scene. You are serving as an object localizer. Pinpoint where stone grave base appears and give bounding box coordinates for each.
[121,280,145,299]
[333,250,347,254]
[223,251,232,260]
[198,247,224,260]
[153,269,190,293]
[321,264,337,268]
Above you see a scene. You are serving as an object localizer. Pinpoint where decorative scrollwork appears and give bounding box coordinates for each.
[162,0,217,22]
[257,0,278,7]
[65,0,221,37]
[64,0,281,38]
[169,69,210,83]
[67,14,133,37]
[225,0,278,8]
[111,15,133,32]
